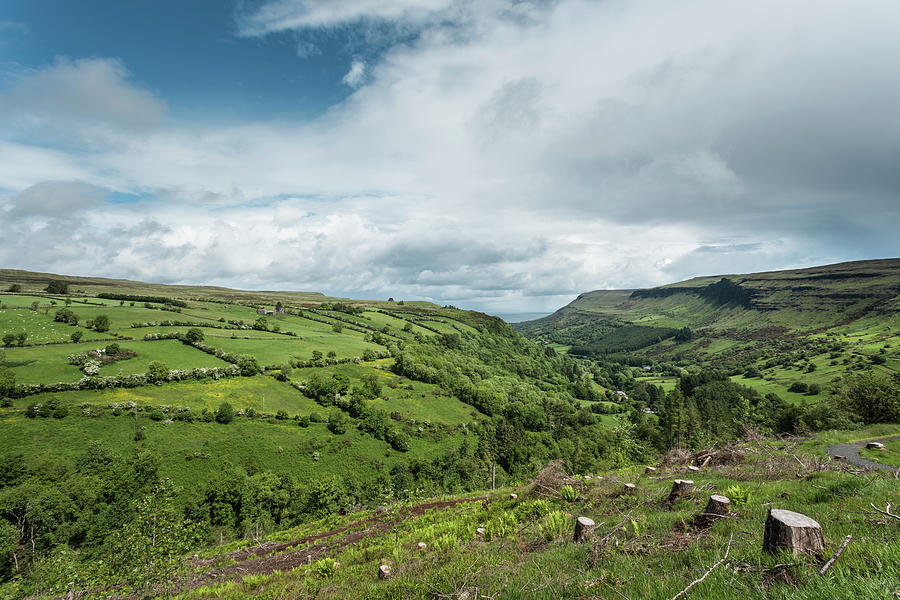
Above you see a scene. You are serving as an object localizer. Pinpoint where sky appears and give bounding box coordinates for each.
[1,0,898,315]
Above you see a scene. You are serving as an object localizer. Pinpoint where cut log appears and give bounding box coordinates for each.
[573,516,596,543]
[623,483,637,495]
[377,564,392,580]
[645,466,657,474]
[701,455,712,468]
[866,442,885,450]
[509,493,518,500]
[417,542,427,551]
[763,509,825,558]
[668,479,694,502]
[687,465,700,473]
[476,527,485,537]
[833,455,846,461]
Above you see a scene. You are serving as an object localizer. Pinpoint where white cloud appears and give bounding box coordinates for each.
[2,1,900,311]
[341,60,366,88]
[238,0,455,35]
[0,58,166,139]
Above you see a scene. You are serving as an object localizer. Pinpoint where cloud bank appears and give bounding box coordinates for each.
[2,0,899,312]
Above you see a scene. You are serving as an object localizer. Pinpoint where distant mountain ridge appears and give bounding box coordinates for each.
[514,258,900,363]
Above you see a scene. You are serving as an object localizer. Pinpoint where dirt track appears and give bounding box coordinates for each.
[826,435,900,473]
[110,495,487,600]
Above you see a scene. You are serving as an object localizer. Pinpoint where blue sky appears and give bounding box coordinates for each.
[1,0,359,120]
[1,1,899,314]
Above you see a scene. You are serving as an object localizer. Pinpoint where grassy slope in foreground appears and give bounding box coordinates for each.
[129,427,899,600]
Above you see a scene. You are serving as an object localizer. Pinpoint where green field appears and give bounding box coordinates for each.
[0,307,109,345]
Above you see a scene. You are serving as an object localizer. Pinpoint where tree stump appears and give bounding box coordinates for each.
[668,479,694,503]
[417,542,427,551]
[623,483,637,495]
[509,493,518,500]
[377,564,392,580]
[573,516,596,543]
[696,494,730,527]
[763,509,825,558]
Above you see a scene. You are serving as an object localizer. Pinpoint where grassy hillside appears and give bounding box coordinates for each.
[1,267,897,599]
[27,426,900,600]
[0,269,631,598]
[515,258,900,402]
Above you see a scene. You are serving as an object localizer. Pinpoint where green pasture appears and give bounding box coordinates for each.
[205,333,379,365]
[0,308,109,345]
[11,375,319,414]
[1,339,229,385]
[0,295,64,308]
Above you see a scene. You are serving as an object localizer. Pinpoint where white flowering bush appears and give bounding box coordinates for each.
[83,360,100,376]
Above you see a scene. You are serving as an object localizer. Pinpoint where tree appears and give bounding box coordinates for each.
[253,316,268,331]
[2,334,15,347]
[15,332,26,346]
[54,308,78,325]
[0,367,15,404]
[5,284,21,293]
[332,323,343,333]
[92,315,110,332]
[147,361,169,382]
[45,280,68,294]
[105,479,200,595]
[105,343,120,355]
[184,327,204,344]
[838,372,900,424]
[70,331,83,343]
[237,355,260,376]
[327,410,348,434]
[216,402,235,424]
[359,373,382,399]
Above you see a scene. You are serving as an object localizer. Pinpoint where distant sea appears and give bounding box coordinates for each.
[493,312,552,323]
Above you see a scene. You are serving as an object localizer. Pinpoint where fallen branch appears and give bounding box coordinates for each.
[819,534,852,575]
[869,502,900,522]
[668,533,733,600]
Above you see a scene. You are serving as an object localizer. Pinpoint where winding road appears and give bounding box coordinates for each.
[826,435,900,472]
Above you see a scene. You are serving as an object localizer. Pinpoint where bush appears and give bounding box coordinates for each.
[788,381,808,393]
[216,402,235,424]
[275,409,289,420]
[134,429,146,441]
[92,315,110,332]
[147,361,169,382]
[105,343,120,356]
[560,485,577,502]
[297,415,310,427]
[52,405,70,419]
[70,331,83,343]
[808,383,821,395]
[237,355,261,377]
[327,410,348,434]
[149,409,166,421]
